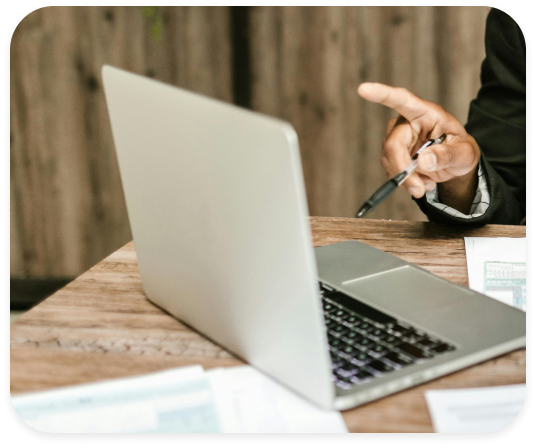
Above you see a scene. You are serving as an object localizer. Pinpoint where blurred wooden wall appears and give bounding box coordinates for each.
[11,6,490,279]
[11,6,232,278]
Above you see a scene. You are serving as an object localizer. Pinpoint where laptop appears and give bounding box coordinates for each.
[102,65,526,410]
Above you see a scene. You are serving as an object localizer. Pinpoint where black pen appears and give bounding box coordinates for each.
[355,134,447,218]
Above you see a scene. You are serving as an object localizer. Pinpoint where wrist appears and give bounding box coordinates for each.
[437,162,480,214]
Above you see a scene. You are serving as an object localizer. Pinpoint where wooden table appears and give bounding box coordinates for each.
[11,217,526,433]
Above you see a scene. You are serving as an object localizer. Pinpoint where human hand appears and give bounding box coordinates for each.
[357,83,480,212]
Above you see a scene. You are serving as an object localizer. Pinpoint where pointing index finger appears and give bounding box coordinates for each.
[358,83,431,122]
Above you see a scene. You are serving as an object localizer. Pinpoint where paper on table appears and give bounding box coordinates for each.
[464,237,526,310]
[12,365,222,433]
[425,384,526,433]
[207,366,347,433]
[12,364,347,433]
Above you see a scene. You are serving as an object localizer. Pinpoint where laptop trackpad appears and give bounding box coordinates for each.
[341,266,474,331]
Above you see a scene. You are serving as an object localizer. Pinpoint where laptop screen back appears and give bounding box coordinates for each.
[102,66,334,409]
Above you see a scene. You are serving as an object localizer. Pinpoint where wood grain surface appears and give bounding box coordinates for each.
[10,218,525,433]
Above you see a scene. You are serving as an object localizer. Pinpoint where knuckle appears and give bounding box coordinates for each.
[385,117,404,141]
[438,147,453,166]
[380,155,390,171]
[445,147,454,164]
[446,146,455,163]
[382,140,397,156]
[426,102,445,117]
[430,102,444,113]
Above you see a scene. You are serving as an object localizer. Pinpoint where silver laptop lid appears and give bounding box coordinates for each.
[102,66,334,408]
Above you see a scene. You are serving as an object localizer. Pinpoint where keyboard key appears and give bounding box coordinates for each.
[350,351,372,365]
[403,329,426,343]
[327,292,396,326]
[383,334,399,345]
[333,309,350,319]
[321,284,335,294]
[397,342,433,360]
[329,338,343,348]
[430,343,455,354]
[388,324,411,336]
[350,369,373,383]
[336,362,359,377]
[343,315,361,326]
[328,325,347,336]
[335,377,353,389]
[369,328,388,340]
[326,320,339,330]
[367,360,394,375]
[341,344,360,357]
[356,321,373,332]
[383,352,414,367]
[369,343,389,356]
[331,360,345,370]
[356,337,373,348]
[417,337,440,348]
[323,302,334,311]
[343,331,361,341]
[325,307,340,316]
[328,333,338,341]
[348,336,362,346]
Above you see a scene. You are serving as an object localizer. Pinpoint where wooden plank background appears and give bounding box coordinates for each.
[10,6,232,277]
[11,6,490,279]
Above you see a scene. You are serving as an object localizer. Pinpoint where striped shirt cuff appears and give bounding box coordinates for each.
[425,162,489,219]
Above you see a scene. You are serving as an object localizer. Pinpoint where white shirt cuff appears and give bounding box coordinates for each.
[425,161,489,219]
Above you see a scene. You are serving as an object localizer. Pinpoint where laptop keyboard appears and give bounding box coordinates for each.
[320,283,456,390]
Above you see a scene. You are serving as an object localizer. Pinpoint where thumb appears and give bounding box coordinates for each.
[418,139,480,177]
[418,144,455,173]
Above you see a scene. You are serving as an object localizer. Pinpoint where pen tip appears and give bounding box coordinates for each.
[355,203,373,218]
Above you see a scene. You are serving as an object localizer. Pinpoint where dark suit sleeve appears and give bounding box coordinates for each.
[415,8,526,226]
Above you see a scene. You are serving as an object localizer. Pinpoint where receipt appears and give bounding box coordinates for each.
[464,237,526,311]
[484,261,526,310]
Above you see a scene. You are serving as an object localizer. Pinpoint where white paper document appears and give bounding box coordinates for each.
[207,366,347,433]
[12,365,221,433]
[464,237,526,310]
[425,384,526,433]
[12,364,347,433]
